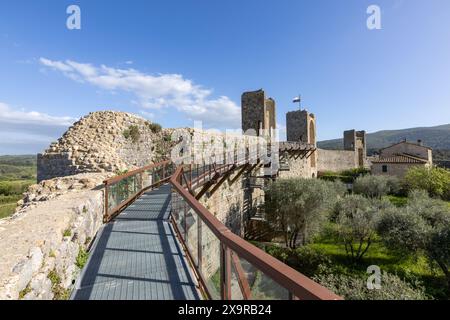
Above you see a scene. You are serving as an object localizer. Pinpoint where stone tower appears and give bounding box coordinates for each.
[241,89,276,137]
[344,130,367,167]
[285,109,317,170]
[286,110,317,146]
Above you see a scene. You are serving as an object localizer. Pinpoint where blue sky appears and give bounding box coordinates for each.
[1,0,450,154]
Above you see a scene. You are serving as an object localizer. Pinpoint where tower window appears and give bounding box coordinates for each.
[382,165,388,173]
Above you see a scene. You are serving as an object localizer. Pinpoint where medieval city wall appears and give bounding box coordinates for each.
[278,156,318,179]
[317,148,357,173]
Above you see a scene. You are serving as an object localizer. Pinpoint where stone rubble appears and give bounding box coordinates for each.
[37,111,175,182]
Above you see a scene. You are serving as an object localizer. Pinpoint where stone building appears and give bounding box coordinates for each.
[371,140,433,177]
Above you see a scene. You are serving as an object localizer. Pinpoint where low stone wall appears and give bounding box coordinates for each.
[317,148,357,173]
[0,173,108,300]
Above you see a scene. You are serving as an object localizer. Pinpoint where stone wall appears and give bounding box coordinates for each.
[317,148,358,173]
[0,173,108,300]
[37,111,172,182]
[279,155,317,179]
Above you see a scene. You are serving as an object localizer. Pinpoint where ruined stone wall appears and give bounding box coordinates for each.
[0,173,109,300]
[37,111,172,182]
[317,148,358,173]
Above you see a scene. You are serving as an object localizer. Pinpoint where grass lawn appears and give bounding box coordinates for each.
[307,234,448,299]
[0,202,17,219]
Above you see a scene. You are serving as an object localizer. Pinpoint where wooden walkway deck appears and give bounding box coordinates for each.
[71,185,201,300]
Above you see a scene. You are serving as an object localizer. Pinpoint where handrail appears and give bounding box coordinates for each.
[101,156,342,300]
[104,160,171,185]
[103,160,174,222]
[170,165,342,300]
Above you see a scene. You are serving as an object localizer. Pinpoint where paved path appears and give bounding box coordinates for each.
[71,185,201,300]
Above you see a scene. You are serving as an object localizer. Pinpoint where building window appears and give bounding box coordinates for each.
[382,165,388,173]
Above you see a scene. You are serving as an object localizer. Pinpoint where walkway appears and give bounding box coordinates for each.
[71,185,201,300]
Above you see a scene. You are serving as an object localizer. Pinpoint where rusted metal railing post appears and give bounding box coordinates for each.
[221,245,231,300]
[103,181,109,223]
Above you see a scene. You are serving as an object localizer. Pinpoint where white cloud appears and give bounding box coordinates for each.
[39,58,241,129]
[0,102,75,126]
[0,102,76,155]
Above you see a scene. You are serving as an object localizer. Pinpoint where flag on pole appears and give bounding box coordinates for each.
[293,96,301,103]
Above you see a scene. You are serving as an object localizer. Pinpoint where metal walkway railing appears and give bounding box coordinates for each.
[88,157,341,300]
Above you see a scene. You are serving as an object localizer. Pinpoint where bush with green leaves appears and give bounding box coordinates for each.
[378,190,450,289]
[353,175,399,199]
[403,166,450,200]
[145,121,162,133]
[313,268,429,300]
[332,195,391,262]
[264,245,331,277]
[122,125,140,143]
[264,178,340,248]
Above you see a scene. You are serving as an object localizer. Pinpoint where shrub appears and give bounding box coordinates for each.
[48,269,70,300]
[403,166,450,200]
[353,175,398,199]
[123,125,141,143]
[313,270,429,300]
[264,245,332,277]
[145,121,162,133]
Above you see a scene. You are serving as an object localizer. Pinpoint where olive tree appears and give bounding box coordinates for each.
[333,195,390,262]
[353,175,398,199]
[264,178,340,249]
[403,166,450,200]
[378,190,450,288]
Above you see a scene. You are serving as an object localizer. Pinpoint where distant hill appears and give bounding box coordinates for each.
[318,124,450,155]
[0,155,37,181]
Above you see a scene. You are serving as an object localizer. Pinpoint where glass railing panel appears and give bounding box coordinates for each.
[170,190,186,240]
[199,220,221,300]
[230,250,290,300]
[230,265,244,300]
[185,207,199,266]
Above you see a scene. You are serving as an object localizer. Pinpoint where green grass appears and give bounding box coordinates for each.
[0,203,17,219]
[47,269,70,300]
[385,195,408,207]
[75,247,89,269]
[0,180,35,196]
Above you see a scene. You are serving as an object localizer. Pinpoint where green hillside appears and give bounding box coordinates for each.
[318,124,450,154]
[0,155,37,219]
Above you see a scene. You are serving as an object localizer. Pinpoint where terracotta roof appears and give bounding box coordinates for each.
[372,153,428,164]
[380,140,432,151]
